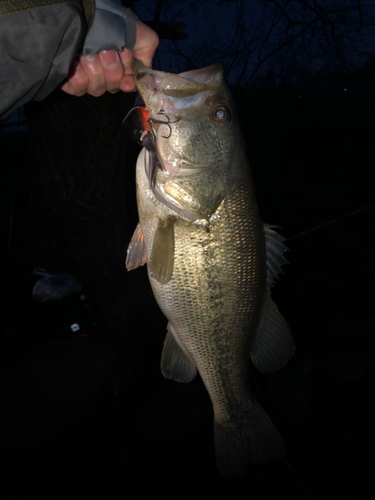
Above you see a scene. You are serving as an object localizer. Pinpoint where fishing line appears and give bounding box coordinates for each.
[285,203,375,242]
[283,459,317,500]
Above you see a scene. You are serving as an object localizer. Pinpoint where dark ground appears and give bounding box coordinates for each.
[1,86,374,499]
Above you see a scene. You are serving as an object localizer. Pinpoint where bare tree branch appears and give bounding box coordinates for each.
[137,0,375,89]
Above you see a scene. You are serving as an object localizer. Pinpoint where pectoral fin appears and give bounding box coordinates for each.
[161,323,197,383]
[149,218,175,284]
[250,293,295,374]
[126,222,147,271]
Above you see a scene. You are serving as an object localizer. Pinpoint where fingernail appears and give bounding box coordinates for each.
[100,51,119,69]
[84,54,97,61]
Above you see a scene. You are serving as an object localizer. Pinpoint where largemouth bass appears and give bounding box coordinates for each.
[126,59,295,477]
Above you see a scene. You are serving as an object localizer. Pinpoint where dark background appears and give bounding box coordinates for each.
[1,1,375,498]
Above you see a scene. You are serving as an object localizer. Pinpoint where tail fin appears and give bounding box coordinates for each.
[214,400,286,477]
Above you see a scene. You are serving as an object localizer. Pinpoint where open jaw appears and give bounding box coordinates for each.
[132,58,224,118]
[133,59,228,221]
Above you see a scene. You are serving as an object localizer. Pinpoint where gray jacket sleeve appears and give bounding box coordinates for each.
[0,0,138,118]
[82,0,138,56]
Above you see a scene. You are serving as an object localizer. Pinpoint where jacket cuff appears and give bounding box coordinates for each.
[81,0,139,56]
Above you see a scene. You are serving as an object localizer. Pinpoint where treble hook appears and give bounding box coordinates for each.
[149,111,179,139]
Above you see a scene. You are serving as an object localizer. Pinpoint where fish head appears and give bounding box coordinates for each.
[133,59,245,220]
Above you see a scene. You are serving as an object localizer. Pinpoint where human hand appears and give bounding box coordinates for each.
[60,20,159,96]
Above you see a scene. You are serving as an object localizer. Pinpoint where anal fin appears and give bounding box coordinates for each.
[161,323,197,383]
[250,293,295,373]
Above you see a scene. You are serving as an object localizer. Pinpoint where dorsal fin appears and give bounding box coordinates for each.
[264,225,289,289]
[249,225,294,373]
[250,293,295,373]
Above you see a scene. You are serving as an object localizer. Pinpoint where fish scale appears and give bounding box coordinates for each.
[126,59,294,477]
[146,178,265,420]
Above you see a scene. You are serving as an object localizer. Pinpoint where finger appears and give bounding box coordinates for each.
[79,54,107,97]
[98,50,124,94]
[60,57,89,96]
[119,47,133,74]
[119,48,137,92]
[119,74,137,93]
[132,20,159,67]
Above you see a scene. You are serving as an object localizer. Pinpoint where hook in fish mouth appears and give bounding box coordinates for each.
[149,111,179,139]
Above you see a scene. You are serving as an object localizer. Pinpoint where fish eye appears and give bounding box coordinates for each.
[213,106,231,124]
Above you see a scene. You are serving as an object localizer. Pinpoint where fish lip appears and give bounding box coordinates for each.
[132,58,165,78]
[132,58,224,81]
[132,59,224,102]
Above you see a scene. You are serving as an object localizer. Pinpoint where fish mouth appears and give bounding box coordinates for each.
[132,58,225,134]
[132,59,225,173]
[133,59,228,221]
[133,58,224,96]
